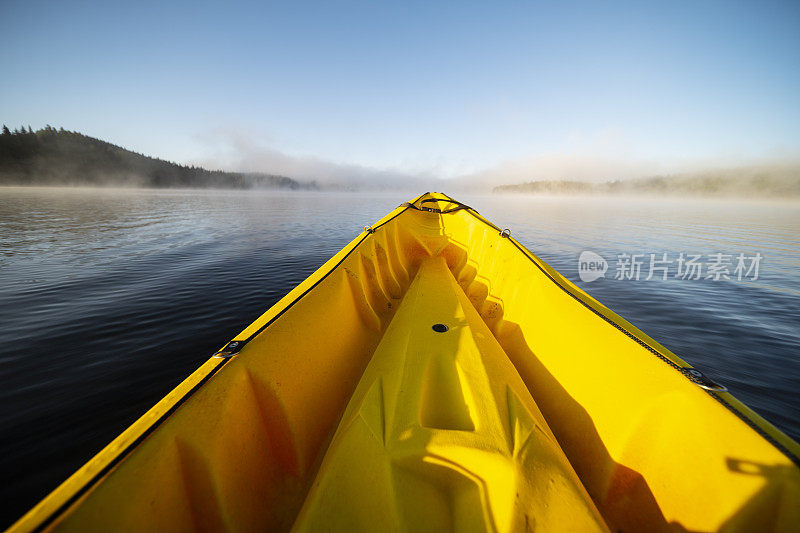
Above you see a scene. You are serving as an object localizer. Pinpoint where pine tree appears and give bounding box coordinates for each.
[2,125,10,135]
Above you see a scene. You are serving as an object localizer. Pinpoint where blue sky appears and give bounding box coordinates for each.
[1,0,799,182]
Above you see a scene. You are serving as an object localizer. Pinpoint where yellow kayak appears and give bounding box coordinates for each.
[10,192,800,532]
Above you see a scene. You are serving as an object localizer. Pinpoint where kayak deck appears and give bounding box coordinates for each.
[11,192,800,532]
[292,256,607,531]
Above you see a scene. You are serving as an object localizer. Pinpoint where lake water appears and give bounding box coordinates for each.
[1,187,798,527]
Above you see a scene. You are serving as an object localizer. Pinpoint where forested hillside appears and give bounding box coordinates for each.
[0,125,309,189]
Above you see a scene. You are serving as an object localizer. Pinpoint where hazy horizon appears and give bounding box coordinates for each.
[2,0,799,189]
[3,123,800,196]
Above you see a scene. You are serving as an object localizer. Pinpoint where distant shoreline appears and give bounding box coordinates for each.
[0,126,314,191]
[0,185,430,197]
[493,170,800,199]
[4,125,800,199]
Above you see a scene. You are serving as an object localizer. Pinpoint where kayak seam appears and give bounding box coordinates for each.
[30,357,231,533]
[705,390,800,467]
[454,204,800,468]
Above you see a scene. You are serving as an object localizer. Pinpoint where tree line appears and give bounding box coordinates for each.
[0,125,309,190]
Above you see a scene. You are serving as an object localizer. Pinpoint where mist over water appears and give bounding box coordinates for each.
[1,187,799,527]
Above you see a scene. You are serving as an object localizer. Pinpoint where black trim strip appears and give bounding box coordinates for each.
[452,201,800,467]
[33,357,231,532]
[226,199,417,353]
[705,390,800,467]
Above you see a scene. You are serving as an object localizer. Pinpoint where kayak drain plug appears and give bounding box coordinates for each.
[432,324,449,333]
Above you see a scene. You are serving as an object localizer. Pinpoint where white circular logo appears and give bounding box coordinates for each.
[578,251,608,282]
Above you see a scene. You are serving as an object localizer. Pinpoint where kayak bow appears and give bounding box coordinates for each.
[11,192,800,532]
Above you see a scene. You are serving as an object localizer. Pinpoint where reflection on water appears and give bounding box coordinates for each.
[0,187,798,526]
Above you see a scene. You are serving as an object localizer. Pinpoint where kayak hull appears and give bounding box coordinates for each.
[10,192,800,532]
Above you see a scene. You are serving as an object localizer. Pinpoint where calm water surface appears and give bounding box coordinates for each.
[1,187,798,526]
